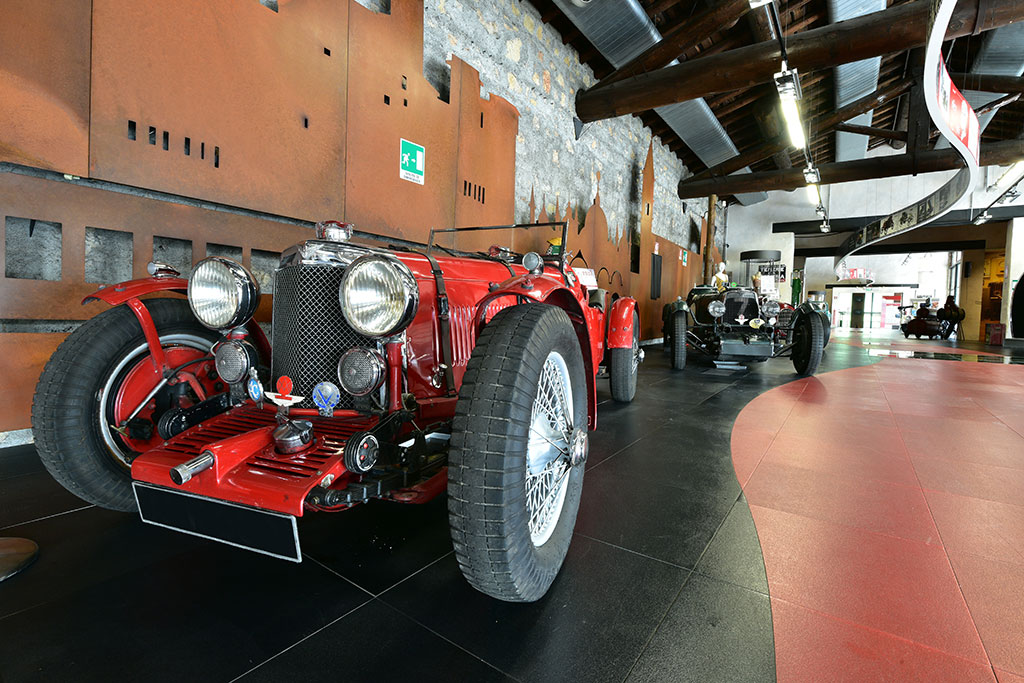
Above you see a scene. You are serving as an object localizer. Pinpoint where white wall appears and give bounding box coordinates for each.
[827,147,1024,218]
[724,191,802,302]
[804,251,948,295]
[725,152,1024,306]
[1005,217,1024,339]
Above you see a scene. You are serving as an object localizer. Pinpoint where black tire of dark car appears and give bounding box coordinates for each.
[609,309,639,402]
[448,304,587,602]
[670,311,687,370]
[791,312,825,376]
[31,299,218,511]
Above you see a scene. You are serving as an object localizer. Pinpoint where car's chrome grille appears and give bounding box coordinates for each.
[723,291,759,324]
[271,265,374,409]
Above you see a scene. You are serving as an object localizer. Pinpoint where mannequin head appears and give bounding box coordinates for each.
[717,262,726,274]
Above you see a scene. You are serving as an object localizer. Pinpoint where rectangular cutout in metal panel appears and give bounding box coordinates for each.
[651,253,662,300]
[85,226,133,284]
[153,235,193,276]
[4,217,62,281]
[133,482,301,562]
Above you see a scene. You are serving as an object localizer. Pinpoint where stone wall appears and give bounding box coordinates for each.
[358,0,704,246]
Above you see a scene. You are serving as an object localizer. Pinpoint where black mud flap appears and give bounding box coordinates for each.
[133,483,301,562]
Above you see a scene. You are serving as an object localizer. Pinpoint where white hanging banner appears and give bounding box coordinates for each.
[834,0,980,274]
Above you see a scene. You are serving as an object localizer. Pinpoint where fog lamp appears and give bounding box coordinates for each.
[214,339,257,384]
[762,300,781,317]
[708,300,727,318]
[337,347,386,396]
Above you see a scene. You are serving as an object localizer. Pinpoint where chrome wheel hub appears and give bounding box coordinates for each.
[526,351,574,547]
[631,326,642,374]
[569,427,588,468]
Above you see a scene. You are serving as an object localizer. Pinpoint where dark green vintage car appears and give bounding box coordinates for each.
[662,286,826,375]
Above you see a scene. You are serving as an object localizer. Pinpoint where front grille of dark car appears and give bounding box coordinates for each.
[723,290,760,324]
[272,265,375,409]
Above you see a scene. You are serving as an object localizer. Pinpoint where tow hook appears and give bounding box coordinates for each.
[569,428,588,467]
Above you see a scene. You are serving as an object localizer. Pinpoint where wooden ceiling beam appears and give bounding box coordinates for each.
[646,0,690,17]
[712,90,766,117]
[576,0,1024,123]
[677,139,1024,197]
[684,34,749,60]
[975,93,1021,117]
[950,73,1024,94]
[782,13,821,35]
[834,122,908,141]
[592,0,752,89]
[779,0,817,16]
[683,77,914,181]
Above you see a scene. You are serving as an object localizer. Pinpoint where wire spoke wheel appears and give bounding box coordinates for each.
[526,352,573,547]
[448,304,588,602]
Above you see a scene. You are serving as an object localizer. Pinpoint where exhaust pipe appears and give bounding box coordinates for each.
[169,450,215,485]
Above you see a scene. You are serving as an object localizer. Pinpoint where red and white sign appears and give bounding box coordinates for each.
[934,54,980,164]
[573,267,598,289]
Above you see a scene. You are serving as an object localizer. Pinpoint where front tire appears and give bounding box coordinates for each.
[609,310,639,402]
[32,299,218,511]
[670,311,687,369]
[448,304,588,602]
[791,313,824,376]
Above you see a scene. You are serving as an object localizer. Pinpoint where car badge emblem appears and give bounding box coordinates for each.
[736,314,747,324]
[312,381,341,418]
[246,370,264,409]
[266,376,304,408]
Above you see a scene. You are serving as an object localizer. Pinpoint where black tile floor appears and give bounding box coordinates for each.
[0,339,881,682]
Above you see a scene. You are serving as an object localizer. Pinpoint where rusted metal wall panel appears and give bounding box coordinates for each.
[0,333,67,431]
[342,1,458,242]
[0,173,311,320]
[453,58,518,230]
[88,0,349,220]
[636,143,660,338]
[0,0,91,176]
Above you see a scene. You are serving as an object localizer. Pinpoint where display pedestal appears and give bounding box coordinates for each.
[0,538,38,582]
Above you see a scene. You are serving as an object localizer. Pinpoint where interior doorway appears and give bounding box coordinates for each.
[850,292,866,329]
[1013,277,1023,338]
[980,250,1005,339]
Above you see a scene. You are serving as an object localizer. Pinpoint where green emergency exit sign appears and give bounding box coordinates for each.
[400,138,425,185]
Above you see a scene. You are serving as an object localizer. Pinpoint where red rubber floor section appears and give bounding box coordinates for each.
[832,336,1006,357]
[732,357,1024,681]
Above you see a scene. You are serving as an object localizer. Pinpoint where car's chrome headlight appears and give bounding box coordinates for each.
[339,255,419,337]
[762,300,781,317]
[187,257,261,330]
[708,300,726,318]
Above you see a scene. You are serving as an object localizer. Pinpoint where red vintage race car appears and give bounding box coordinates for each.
[31,221,642,602]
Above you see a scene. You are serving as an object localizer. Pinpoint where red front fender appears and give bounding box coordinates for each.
[82,276,189,306]
[606,296,638,348]
[474,274,601,430]
[82,276,271,368]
